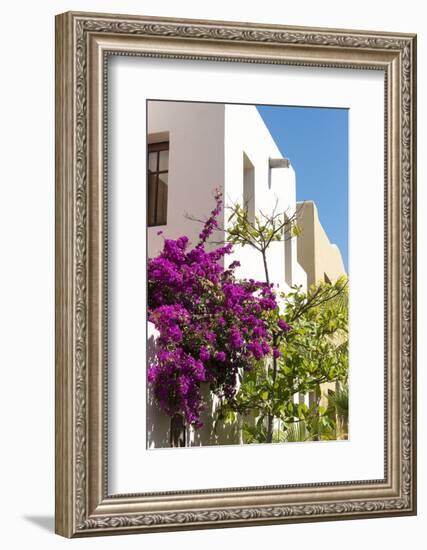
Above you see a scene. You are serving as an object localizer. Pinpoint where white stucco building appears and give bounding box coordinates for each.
[147,100,307,290]
[146,100,307,447]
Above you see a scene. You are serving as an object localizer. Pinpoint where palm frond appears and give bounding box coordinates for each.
[328,385,349,419]
[281,421,310,442]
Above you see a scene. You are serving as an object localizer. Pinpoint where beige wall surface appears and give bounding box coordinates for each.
[296,200,346,287]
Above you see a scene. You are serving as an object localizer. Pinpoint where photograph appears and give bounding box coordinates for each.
[146,100,349,449]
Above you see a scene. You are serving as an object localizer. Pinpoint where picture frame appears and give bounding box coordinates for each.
[55,11,417,537]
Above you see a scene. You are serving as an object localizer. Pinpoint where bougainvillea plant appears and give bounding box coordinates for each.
[147,191,290,430]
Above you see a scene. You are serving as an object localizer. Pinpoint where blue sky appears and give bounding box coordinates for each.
[257,105,349,272]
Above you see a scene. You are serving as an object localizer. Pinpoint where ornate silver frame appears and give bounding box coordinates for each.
[55,11,417,537]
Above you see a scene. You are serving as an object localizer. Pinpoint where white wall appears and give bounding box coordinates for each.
[0,1,424,549]
[223,104,307,292]
[147,101,306,291]
[147,100,225,255]
[146,102,306,447]
[147,101,227,447]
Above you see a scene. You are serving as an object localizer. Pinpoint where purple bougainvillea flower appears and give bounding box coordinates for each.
[272,347,281,359]
[199,346,211,361]
[278,319,292,332]
[146,190,279,427]
[229,326,244,349]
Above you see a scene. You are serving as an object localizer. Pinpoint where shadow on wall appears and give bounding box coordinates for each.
[146,333,170,449]
[146,328,243,448]
[193,386,243,447]
[23,516,54,533]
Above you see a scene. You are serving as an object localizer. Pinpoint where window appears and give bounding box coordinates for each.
[147,141,169,226]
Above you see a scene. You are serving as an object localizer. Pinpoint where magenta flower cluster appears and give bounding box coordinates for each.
[147,192,285,427]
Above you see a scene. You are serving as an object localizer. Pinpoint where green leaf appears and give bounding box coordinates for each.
[224,411,237,425]
[297,403,308,418]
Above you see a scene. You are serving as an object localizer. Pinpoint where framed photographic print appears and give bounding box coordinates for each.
[55,11,417,537]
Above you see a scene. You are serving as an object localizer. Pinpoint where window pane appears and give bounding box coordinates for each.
[158,173,168,186]
[148,152,157,172]
[147,173,157,227]
[157,179,168,226]
[159,150,169,172]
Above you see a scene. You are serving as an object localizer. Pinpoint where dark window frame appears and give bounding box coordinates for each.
[147,141,169,227]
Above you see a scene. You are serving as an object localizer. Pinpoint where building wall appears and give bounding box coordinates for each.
[147,100,307,286]
[296,200,346,287]
[146,101,307,447]
[223,104,307,293]
[146,101,226,448]
[147,100,226,258]
[295,200,347,436]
